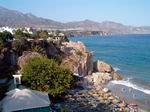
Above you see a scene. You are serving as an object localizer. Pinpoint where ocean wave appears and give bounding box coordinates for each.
[110,79,150,95]
[113,67,120,72]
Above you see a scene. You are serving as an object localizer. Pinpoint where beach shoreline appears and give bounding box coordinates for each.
[107,82,150,111]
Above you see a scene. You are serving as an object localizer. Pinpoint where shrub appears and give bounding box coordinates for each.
[22,57,74,96]
[0,31,14,43]
[14,29,31,39]
[36,30,49,39]
[31,45,44,53]
[0,42,4,53]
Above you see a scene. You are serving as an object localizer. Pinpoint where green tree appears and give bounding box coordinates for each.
[15,29,31,39]
[0,41,4,53]
[0,31,14,43]
[36,30,49,39]
[22,57,74,96]
[31,44,44,53]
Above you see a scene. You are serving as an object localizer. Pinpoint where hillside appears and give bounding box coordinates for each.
[0,6,150,34]
[0,6,64,29]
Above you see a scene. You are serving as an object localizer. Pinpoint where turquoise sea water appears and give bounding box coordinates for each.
[70,34,150,93]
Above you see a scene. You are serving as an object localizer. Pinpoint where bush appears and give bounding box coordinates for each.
[22,57,74,96]
[0,31,14,43]
[36,30,49,39]
[15,29,31,39]
[31,44,44,53]
[0,42,4,53]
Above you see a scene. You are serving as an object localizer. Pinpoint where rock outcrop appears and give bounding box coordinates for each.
[17,51,42,70]
[83,60,123,87]
[93,60,113,73]
[92,72,112,84]
[61,41,93,77]
[46,42,60,57]
[111,71,123,80]
[60,41,122,81]
[93,60,122,80]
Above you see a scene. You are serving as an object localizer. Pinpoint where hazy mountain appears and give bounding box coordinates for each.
[65,20,150,34]
[0,6,64,29]
[0,6,150,34]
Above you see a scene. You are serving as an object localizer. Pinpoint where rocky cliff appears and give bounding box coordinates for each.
[61,41,93,77]
[60,41,122,85]
[17,51,42,70]
[0,38,122,85]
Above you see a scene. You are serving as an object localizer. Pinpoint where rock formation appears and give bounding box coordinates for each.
[61,41,93,77]
[83,60,122,87]
[17,51,42,70]
[93,60,113,73]
[60,41,122,84]
[92,72,112,84]
[111,71,123,80]
[92,60,122,83]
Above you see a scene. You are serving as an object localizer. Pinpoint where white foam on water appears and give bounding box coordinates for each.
[113,67,120,72]
[110,78,150,95]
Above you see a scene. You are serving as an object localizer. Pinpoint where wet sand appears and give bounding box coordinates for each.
[107,83,150,111]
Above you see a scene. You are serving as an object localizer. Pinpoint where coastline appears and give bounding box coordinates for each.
[70,35,150,112]
[107,83,150,111]
[64,40,144,111]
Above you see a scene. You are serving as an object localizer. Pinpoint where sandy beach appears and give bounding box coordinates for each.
[51,86,141,112]
[107,83,150,111]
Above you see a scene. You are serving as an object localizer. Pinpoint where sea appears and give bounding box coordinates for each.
[70,34,150,110]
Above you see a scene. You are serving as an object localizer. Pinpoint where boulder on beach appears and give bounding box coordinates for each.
[92,72,112,84]
[93,60,123,80]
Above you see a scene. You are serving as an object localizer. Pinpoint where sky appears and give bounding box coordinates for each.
[0,0,150,26]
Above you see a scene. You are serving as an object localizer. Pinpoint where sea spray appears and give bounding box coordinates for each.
[113,67,120,72]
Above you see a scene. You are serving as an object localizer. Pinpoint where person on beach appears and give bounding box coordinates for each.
[133,94,136,99]
[121,88,125,92]
[129,88,132,93]
[144,99,148,105]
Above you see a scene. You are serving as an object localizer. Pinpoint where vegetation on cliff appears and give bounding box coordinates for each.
[0,31,14,52]
[14,29,32,39]
[22,57,74,96]
[0,31,14,43]
[0,29,67,78]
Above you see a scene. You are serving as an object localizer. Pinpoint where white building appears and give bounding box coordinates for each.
[23,27,33,34]
[0,26,33,34]
[1,89,51,112]
[0,27,16,34]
